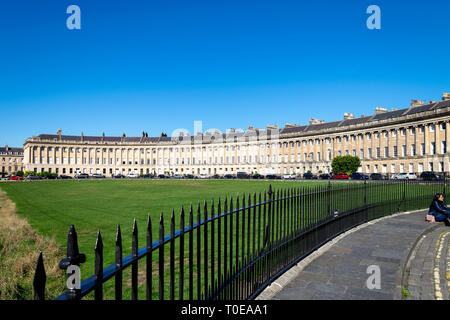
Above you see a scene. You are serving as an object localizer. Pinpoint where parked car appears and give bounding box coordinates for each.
[350,172,369,180]
[211,174,222,179]
[236,172,250,179]
[8,175,22,180]
[303,173,318,180]
[392,173,417,180]
[265,174,280,180]
[282,174,296,180]
[185,174,195,179]
[333,173,349,180]
[58,175,72,180]
[198,174,209,179]
[0,177,9,181]
[142,173,154,178]
[173,174,183,179]
[157,174,167,179]
[370,173,388,180]
[420,171,443,181]
[223,174,236,179]
[251,173,264,179]
[75,173,89,179]
[127,173,139,178]
[319,173,332,180]
[25,175,41,180]
[112,174,125,179]
[92,174,106,179]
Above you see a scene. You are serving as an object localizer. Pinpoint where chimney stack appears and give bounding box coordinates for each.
[443,93,450,101]
[410,99,425,108]
[309,118,324,125]
[375,107,388,115]
[343,113,354,120]
[5,144,8,151]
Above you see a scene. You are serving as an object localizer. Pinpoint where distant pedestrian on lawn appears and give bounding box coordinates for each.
[428,193,450,226]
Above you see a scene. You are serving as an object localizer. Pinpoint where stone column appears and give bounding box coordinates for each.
[435,121,441,154]
[385,130,389,158]
[414,125,418,156]
[396,128,399,157]
[446,120,450,154]
[405,127,409,157]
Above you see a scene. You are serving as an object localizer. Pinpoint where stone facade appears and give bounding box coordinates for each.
[0,145,24,177]
[21,93,450,177]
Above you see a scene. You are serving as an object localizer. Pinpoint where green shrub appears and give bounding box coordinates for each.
[331,156,361,174]
[23,171,36,177]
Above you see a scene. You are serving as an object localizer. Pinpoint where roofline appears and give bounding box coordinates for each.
[22,100,450,146]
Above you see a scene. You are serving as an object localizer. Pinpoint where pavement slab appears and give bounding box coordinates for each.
[256,210,449,300]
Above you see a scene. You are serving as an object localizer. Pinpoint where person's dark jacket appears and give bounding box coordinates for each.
[428,200,450,217]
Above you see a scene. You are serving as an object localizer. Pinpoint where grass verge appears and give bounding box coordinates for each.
[0,189,65,299]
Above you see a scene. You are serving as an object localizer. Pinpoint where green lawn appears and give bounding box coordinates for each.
[0,179,442,300]
[0,179,332,299]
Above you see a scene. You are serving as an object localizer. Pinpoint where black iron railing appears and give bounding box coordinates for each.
[32,179,446,300]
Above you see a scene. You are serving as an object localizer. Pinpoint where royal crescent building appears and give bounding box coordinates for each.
[0,145,24,177]
[19,93,450,177]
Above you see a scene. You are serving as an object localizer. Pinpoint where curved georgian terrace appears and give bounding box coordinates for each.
[20,93,450,178]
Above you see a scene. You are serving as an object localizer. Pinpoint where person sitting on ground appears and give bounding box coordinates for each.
[428,193,450,226]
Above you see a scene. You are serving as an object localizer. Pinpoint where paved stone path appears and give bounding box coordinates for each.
[404,225,450,300]
[258,210,448,300]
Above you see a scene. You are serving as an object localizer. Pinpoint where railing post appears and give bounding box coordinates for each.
[159,212,165,300]
[94,230,103,300]
[115,224,123,300]
[146,215,152,300]
[364,179,367,206]
[58,225,86,300]
[265,185,273,249]
[403,180,407,213]
[443,171,446,197]
[33,252,46,300]
[327,180,331,216]
[131,219,138,300]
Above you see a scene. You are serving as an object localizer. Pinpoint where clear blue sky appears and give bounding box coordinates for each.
[1,0,450,147]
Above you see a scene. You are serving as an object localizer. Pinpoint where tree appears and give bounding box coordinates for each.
[24,171,36,177]
[331,156,361,175]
